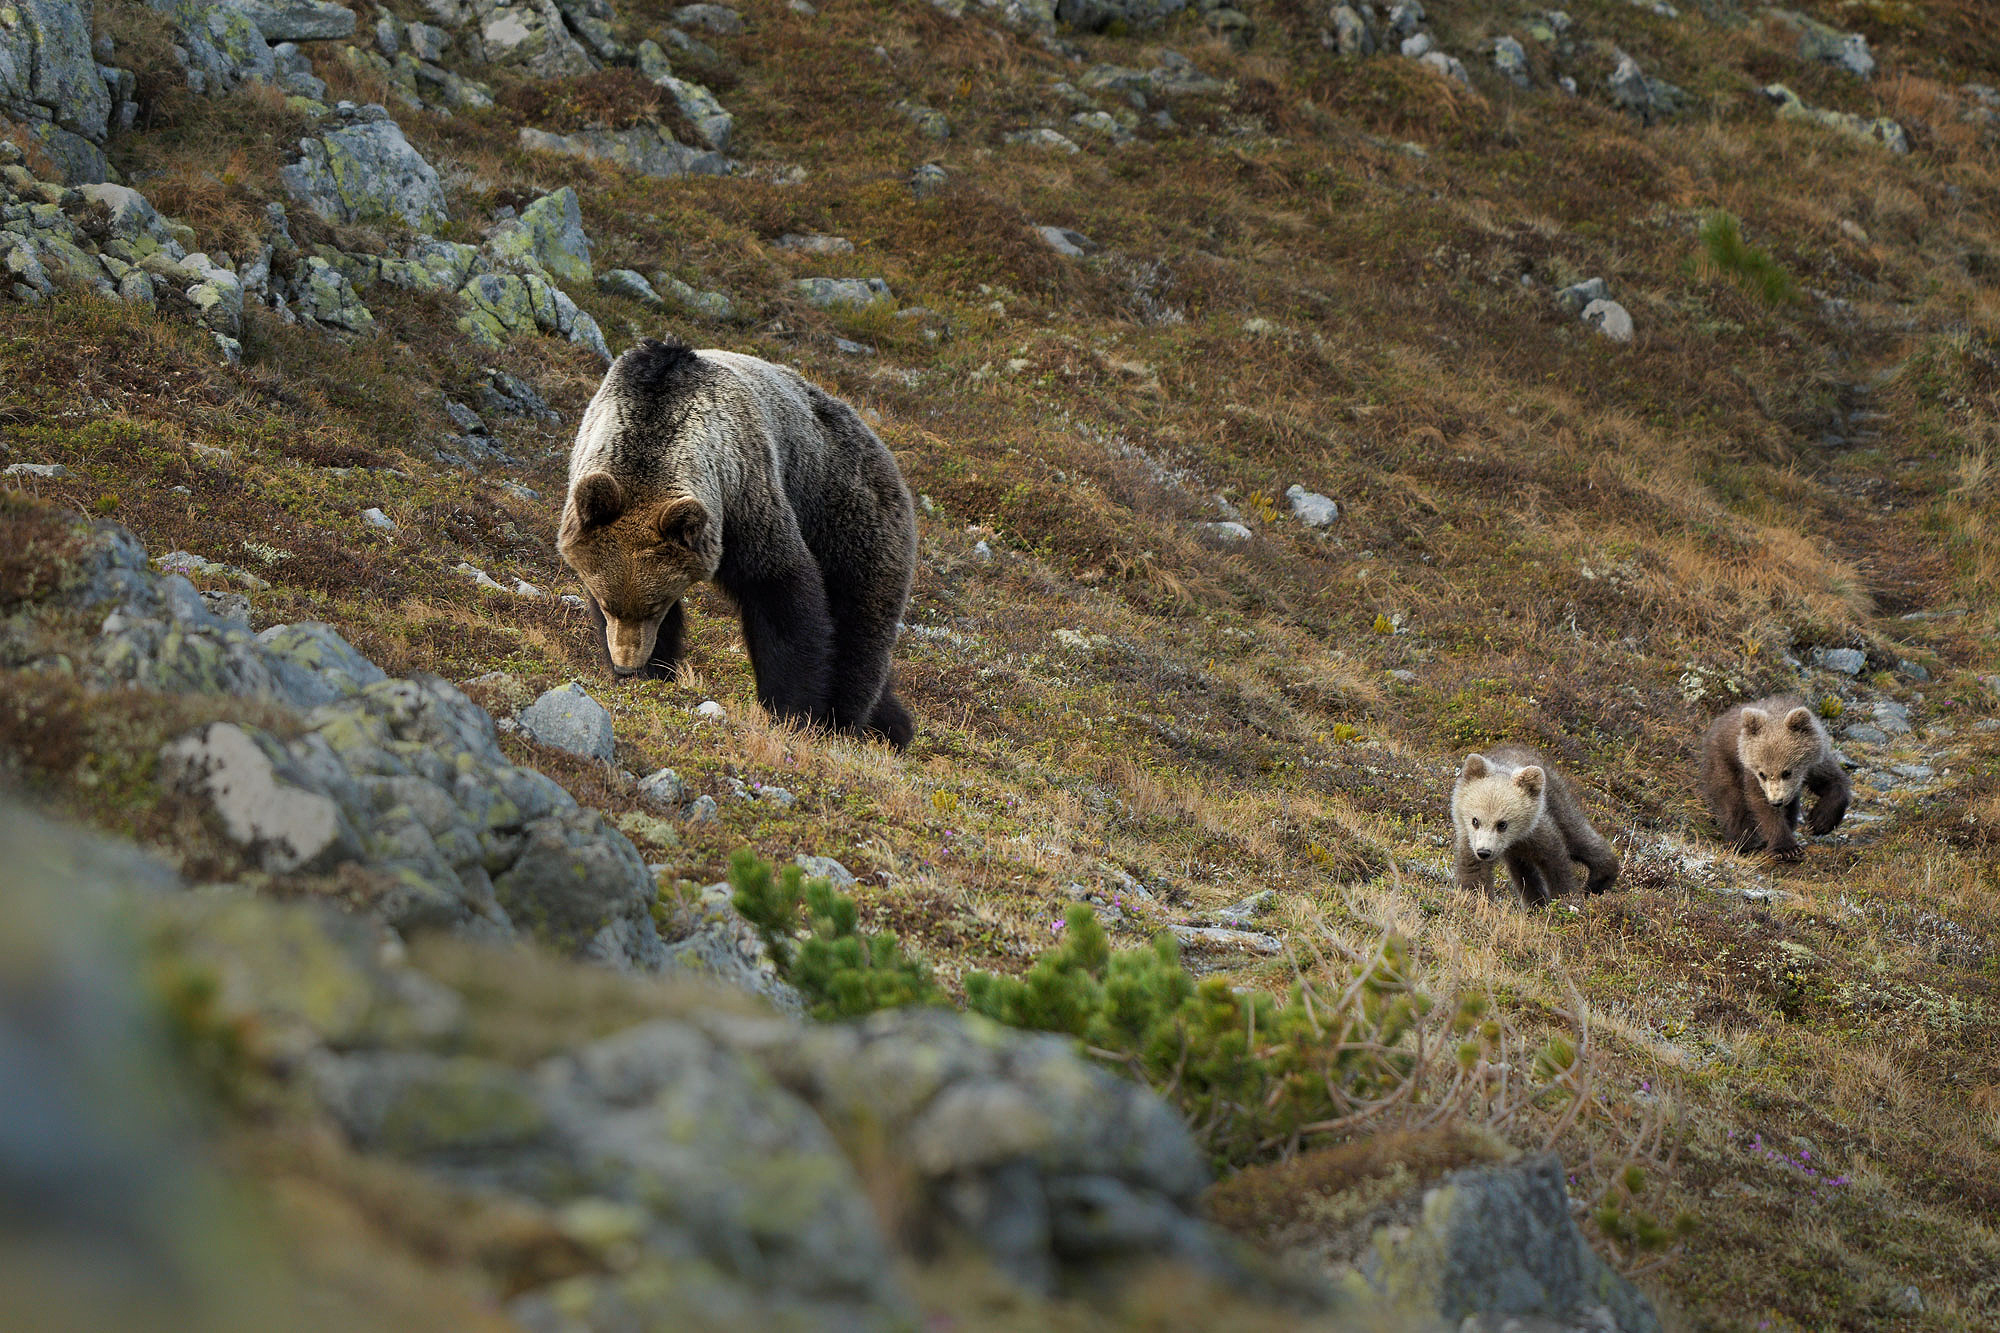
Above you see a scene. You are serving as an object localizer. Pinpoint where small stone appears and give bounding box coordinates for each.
[361,507,396,530]
[1388,669,1418,685]
[1195,521,1252,547]
[970,539,993,562]
[3,462,72,479]
[909,163,949,198]
[519,683,617,761]
[695,700,726,721]
[453,562,507,592]
[794,276,893,310]
[638,768,685,806]
[758,786,797,808]
[833,337,875,356]
[1400,32,1432,58]
[1896,659,1930,682]
[444,399,487,434]
[1285,485,1338,526]
[1872,701,1913,734]
[684,794,719,823]
[1555,277,1609,315]
[794,854,855,889]
[1580,299,1634,343]
[1004,128,1080,154]
[1035,224,1098,257]
[1814,647,1867,676]
[512,579,542,598]
[1889,1286,1923,1314]
[1492,35,1530,86]
[597,268,664,304]
[1842,723,1889,745]
[673,4,744,35]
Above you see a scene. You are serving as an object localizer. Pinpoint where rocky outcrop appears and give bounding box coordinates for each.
[518,124,731,178]
[28,519,669,970]
[280,105,451,231]
[1761,83,1908,153]
[0,0,115,181]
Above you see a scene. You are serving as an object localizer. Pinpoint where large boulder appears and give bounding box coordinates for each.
[478,0,597,76]
[486,186,592,287]
[280,110,450,231]
[226,0,357,40]
[65,522,666,969]
[0,0,113,181]
[1345,1154,1663,1333]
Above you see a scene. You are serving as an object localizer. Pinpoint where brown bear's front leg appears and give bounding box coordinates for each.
[1454,841,1497,898]
[1805,759,1850,836]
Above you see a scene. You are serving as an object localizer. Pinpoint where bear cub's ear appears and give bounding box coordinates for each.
[1460,753,1489,781]
[572,472,626,530]
[1512,765,1545,799]
[653,495,712,553]
[1739,707,1768,737]
[1784,707,1814,733]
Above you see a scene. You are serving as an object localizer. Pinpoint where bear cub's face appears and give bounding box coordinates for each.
[1737,706,1818,807]
[558,471,720,675]
[1452,754,1546,862]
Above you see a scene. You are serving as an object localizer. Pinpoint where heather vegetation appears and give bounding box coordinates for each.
[4,0,2000,1328]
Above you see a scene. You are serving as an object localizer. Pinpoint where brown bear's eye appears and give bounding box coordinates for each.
[1757,771,1766,780]
[1470,818,1480,828]
[1780,769,1791,779]
[1496,821,1507,832]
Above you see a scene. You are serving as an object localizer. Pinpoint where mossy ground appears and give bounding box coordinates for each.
[5,0,2000,1327]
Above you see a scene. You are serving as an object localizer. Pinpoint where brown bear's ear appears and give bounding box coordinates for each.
[1513,765,1545,799]
[1459,753,1489,781]
[1784,707,1814,733]
[572,472,626,530]
[1740,707,1768,737]
[653,495,711,551]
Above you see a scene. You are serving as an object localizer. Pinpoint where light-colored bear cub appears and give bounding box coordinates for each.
[1452,742,1619,906]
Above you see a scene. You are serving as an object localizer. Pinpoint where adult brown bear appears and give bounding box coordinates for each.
[557,338,916,749]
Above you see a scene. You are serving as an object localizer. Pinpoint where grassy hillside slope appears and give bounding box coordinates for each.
[4,0,1999,1327]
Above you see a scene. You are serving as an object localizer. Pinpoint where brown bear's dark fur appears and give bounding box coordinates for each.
[558,339,917,748]
[1702,696,1849,860]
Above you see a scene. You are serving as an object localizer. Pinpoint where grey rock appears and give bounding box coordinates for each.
[1285,484,1338,526]
[1169,923,1282,954]
[637,767,685,806]
[1195,520,1252,547]
[160,722,353,873]
[443,399,486,434]
[280,118,449,231]
[1353,1153,1662,1332]
[1419,50,1471,86]
[4,460,71,478]
[794,854,856,889]
[517,124,732,179]
[518,682,616,761]
[674,3,743,33]
[479,0,597,77]
[294,254,374,333]
[597,267,661,304]
[1760,83,1908,153]
[1814,646,1867,676]
[360,506,396,530]
[661,74,734,150]
[1789,11,1873,79]
[1005,127,1081,153]
[657,881,803,1013]
[1607,50,1683,124]
[1842,723,1889,745]
[653,272,734,319]
[1330,4,1374,56]
[794,275,892,309]
[1035,224,1098,257]
[487,185,591,286]
[227,0,358,41]
[1580,298,1633,343]
[1400,32,1432,58]
[833,336,873,356]
[1385,1,1423,38]
[1555,277,1609,316]
[0,0,114,165]
[685,793,719,823]
[909,162,949,198]
[1492,35,1530,87]
[1212,888,1275,923]
[895,99,950,139]
[1872,700,1912,734]
[1896,659,1930,682]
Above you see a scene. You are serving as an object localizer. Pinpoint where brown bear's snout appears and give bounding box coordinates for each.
[1475,847,1495,861]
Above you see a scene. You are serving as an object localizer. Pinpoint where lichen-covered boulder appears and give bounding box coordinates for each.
[478,0,596,76]
[0,0,114,181]
[794,275,892,309]
[225,0,357,40]
[1344,1154,1663,1333]
[487,186,592,287]
[1762,83,1908,153]
[280,111,449,231]
[294,253,376,332]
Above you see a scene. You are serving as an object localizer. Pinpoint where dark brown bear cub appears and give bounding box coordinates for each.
[558,339,918,748]
[1702,696,1848,860]
[1451,742,1619,907]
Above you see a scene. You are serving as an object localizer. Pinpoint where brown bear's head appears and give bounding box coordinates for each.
[1737,705,1819,807]
[1452,753,1547,862]
[557,471,719,675]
